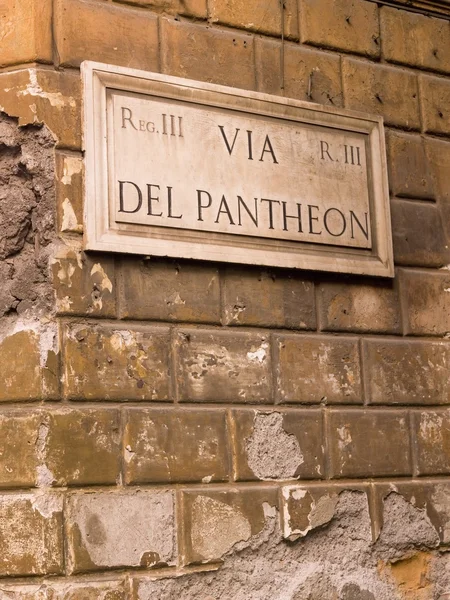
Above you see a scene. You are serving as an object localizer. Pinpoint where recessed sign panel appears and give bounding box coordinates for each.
[83,62,393,276]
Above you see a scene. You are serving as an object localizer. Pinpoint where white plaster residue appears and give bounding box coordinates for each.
[246,412,303,481]
[32,492,63,518]
[167,292,185,306]
[61,156,82,185]
[110,330,135,351]
[247,342,268,363]
[419,412,444,441]
[202,475,213,483]
[432,485,450,543]
[38,323,58,369]
[18,69,76,108]
[124,445,136,464]
[90,263,113,293]
[61,198,82,233]
[337,426,352,450]
[444,288,450,293]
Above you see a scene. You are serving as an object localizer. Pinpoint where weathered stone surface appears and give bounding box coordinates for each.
[0,580,126,599]
[0,0,52,67]
[318,279,401,334]
[223,268,315,329]
[381,6,450,73]
[363,339,450,405]
[255,37,343,105]
[342,58,420,129]
[55,151,83,234]
[52,250,116,317]
[300,0,380,57]
[400,269,450,336]
[390,199,450,267]
[281,483,369,540]
[161,18,255,90]
[0,68,81,149]
[0,411,41,488]
[176,329,271,403]
[413,410,450,475]
[67,491,175,573]
[387,131,434,199]
[63,323,171,401]
[230,409,324,481]
[118,258,220,324]
[0,493,63,576]
[54,0,159,70]
[420,75,450,136]
[276,334,361,404]
[426,137,450,244]
[113,0,207,17]
[328,410,411,478]
[181,487,278,564]
[124,408,229,483]
[210,0,298,37]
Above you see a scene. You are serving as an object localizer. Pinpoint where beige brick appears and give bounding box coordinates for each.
[0,68,81,150]
[231,409,324,481]
[343,58,420,129]
[0,327,59,402]
[113,0,207,18]
[176,329,272,403]
[181,487,278,564]
[55,151,83,234]
[363,339,450,405]
[387,131,434,199]
[381,6,450,73]
[223,267,315,329]
[210,0,298,38]
[300,0,380,57]
[318,280,401,334]
[255,38,343,106]
[161,18,255,90]
[0,580,126,599]
[124,408,229,483]
[67,491,175,573]
[118,258,220,323]
[328,410,411,478]
[390,198,449,268]
[0,0,52,67]
[0,493,63,576]
[0,411,41,488]
[413,410,450,475]
[400,269,450,336]
[63,323,171,401]
[54,0,159,70]
[276,334,361,404]
[420,74,450,136]
[45,409,121,486]
[52,250,116,318]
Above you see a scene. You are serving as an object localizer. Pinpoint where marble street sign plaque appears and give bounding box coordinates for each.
[82,62,393,277]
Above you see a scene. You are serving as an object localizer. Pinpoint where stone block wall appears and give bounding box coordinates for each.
[0,0,450,598]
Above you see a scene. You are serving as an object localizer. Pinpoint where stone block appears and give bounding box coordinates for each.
[54,0,159,70]
[161,18,255,90]
[55,151,83,234]
[363,339,450,405]
[66,491,175,573]
[426,137,450,243]
[0,411,41,488]
[328,409,411,477]
[63,323,171,401]
[400,268,450,336]
[342,58,420,129]
[45,409,121,486]
[118,258,220,324]
[255,37,343,106]
[0,580,126,599]
[124,408,229,483]
[318,279,401,334]
[0,68,82,150]
[230,409,324,481]
[413,410,450,475]
[0,493,63,576]
[300,0,380,57]
[387,131,434,199]
[52,250,116,318]
[222,267,315,329]
[381,6,450,74]
[113,0,207,18]
[210,0,298,38]
[390,198,449,268]
[0,0,52,67]
[281,482,369,540]
[420,75,450,136]
[275,334,361,404]
[175,329,272,403]
[0,326,59,401]
[181,487,278,564]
